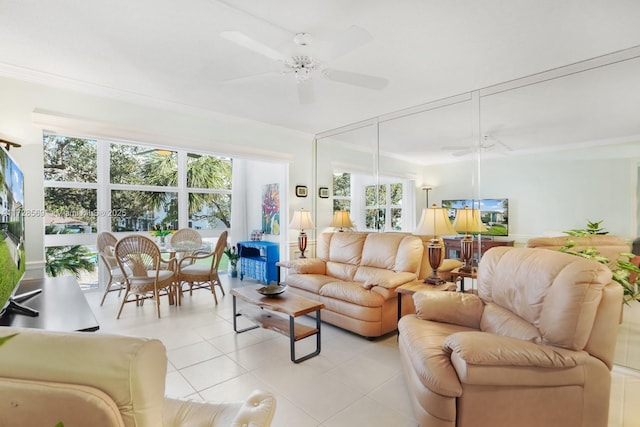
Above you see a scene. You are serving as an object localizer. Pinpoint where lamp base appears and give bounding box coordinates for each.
[458,264,475,274]
[424,238,445,285]
[424,274,445,285]
[298,231,308,259]
[459,233,474,274]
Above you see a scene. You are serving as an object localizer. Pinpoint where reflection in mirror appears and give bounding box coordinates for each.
[478,54,640,370]
[316,122,378,233]
[315,47,640,370]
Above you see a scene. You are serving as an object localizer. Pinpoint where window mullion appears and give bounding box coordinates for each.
[178,151,188,229]
[97,139,110,232]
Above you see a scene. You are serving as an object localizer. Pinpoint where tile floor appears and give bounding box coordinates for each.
[86,276,640,427]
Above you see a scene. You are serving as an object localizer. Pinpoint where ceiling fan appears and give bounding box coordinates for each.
[442,135,513,157]
[220,25,389,103]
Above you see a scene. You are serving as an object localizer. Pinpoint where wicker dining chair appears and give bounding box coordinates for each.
[169,228,202,247]
[96,231,127,306]
[114,234,177,319]
[176,231,228,305]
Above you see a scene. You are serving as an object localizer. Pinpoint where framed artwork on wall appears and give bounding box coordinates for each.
[319,187,329,198]
[295,185,308,197]
[262,183,280,235]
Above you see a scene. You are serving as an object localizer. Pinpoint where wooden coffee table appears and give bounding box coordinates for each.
[230,285,325,363]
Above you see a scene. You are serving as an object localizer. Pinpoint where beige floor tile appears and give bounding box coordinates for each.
[85,274,640,427]
[179,354,246,392]
[167,340,224,369]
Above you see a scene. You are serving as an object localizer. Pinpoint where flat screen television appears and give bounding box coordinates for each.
[441,198,509,236]
[0,146,37,317]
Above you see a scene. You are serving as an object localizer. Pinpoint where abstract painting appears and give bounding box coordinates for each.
[262,183,280,235]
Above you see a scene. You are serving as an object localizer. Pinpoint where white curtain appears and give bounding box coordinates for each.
[230,159,248,246]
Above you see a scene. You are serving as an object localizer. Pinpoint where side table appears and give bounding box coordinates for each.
[396,280,457,321]
[450,267,477,292]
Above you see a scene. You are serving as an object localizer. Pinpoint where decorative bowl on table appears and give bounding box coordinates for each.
[257,284,287,296]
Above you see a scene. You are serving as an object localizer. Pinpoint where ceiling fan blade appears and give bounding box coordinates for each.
[219,70,281,84]
[297,80,315,104]
[452,149,474,157]
[323,25,373,61]
[220,31,287,62]
[323,68,388,90]
[441,146,472,151]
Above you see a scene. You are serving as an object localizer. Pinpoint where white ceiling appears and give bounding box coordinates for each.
[1,0,640,164]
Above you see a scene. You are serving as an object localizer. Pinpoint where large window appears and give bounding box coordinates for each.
[43,133,234,284]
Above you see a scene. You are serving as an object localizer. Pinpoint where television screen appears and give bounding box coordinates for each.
[0,146,25,315]
[441,198,509,236]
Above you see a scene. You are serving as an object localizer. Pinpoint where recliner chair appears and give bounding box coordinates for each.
[398,246,623,427]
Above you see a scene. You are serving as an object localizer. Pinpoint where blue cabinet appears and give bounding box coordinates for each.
[237,241,279,284]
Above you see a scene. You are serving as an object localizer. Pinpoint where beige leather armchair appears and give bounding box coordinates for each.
[0,327,276,427]
[398,246,622,427]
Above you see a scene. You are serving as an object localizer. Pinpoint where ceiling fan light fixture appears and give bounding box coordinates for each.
[285,55,320,82]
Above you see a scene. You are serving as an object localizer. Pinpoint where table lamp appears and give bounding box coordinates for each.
[329,210,353,232]
[414,204,456,284]
[289,208,314,258]
[452,206,487,273]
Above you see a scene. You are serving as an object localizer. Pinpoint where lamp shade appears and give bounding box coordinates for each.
[289,209,314,230]
[414,204,456,236]
[452,206,487,233]
[329,211,354,229]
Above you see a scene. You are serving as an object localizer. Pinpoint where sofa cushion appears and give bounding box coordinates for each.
[327,232,368,264]
[319,281,385,307]
[286,273,337,293]
[361,233,405,269]
[326,261,358,281]
[355,266,417,290]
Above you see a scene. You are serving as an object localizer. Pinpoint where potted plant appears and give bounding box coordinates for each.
[150,224,173,244]
[559,220,640,304]
[223,245,240,277]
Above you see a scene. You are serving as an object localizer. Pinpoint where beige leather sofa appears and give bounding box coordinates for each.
[398,246,623,427]
[0,327,276,427]
[526,234,630,268]
[279,232,461,338]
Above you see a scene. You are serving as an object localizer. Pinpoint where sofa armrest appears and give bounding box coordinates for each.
[413,291,484,329]
[163,390,276,427]
[444,331,587,368]
[277,258,326,274]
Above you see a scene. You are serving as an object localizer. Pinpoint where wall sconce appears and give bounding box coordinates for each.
[329,211,353,232]
[452,206,487,273]
[414,204,456,284]
[289,208,314,258]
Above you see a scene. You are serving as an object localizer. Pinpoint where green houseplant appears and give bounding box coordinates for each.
[559,220,640,304]
[223,245,240,277]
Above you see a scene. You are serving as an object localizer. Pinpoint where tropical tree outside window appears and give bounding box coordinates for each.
[187,153,232,230]
[44,135,98,234]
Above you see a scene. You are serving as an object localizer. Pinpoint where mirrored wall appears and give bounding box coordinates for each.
[315,46,640,369]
